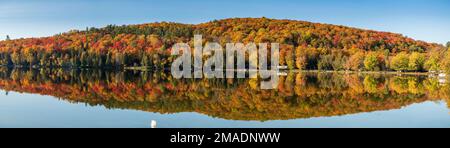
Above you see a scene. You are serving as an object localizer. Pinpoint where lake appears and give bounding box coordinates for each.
[0,68,449,128]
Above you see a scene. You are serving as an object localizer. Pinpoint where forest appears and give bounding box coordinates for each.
[0,18,449,73]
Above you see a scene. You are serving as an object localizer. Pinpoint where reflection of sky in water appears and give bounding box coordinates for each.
[1,90,449,128]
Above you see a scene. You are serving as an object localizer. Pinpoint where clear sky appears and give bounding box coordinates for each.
[1,0,449,44]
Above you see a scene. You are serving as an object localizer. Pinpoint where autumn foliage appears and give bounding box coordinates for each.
[0,18,447,72]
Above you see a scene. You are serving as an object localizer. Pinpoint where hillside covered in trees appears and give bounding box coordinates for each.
[1,18,449,72]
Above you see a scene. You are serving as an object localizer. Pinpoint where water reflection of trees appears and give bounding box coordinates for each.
[0,67,448,121]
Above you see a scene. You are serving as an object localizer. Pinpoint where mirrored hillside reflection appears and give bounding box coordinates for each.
[0,67,449,121]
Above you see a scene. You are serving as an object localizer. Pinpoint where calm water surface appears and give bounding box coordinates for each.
[0,69,449,128]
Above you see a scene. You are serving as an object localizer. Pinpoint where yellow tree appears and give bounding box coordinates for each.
[391,52,410,72]
[364,52,380,71]
[295,46,307,70]
[408,52,426,72]
[441,49,450,73]
[345,51,365,71]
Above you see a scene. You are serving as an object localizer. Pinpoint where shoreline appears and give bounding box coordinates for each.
[0,65,444,76]
[292,70,436,76]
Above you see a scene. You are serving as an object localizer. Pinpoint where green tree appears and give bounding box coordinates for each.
[318,55,333,70]
[141,54,150,67]
[425,55,440,72]
[25,51,38,66]
[80,51,88,67]
[391,52,410,72]
[440,51,450,73]
[383,49,390,70]
[10,52,22,65]
[285,49,295,70]
[1,53,13,66]
[105,52,112,67]
[97,54,104,67]
[408,52,426,72]
[364,52,380,71]
[6,35,10,41]
[39,53,49,67]
[152,54,161,69]
[331,53,346,71]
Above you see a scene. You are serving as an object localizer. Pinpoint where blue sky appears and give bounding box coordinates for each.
[1,0,449,44]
